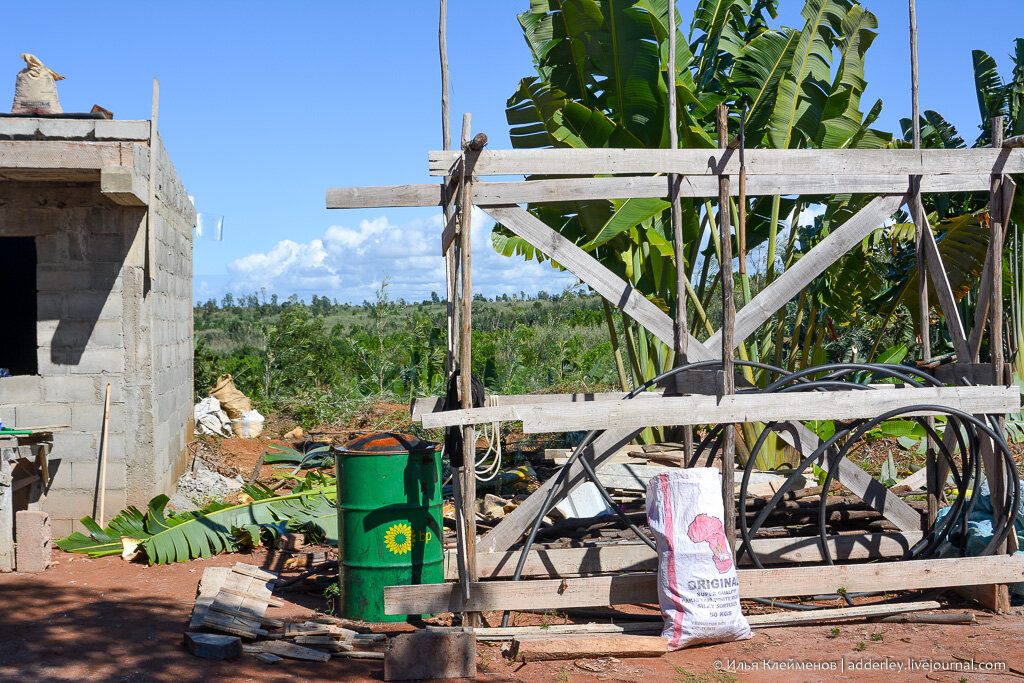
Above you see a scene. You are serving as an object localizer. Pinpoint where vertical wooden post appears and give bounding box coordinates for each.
[988,117,1014,553]
[438,0,470,607]
[666,1,694,457]
[96,383,112,527]
[440,0,459,374]
[909,0,938,525]
[716,105,737,550]
[458,113,481,627]
[146,78,159,292]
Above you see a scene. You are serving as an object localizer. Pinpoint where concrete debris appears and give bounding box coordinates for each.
[167,462,244,513]
[194,397,232,437]
[183,632,242,660]
[553,482,614,521]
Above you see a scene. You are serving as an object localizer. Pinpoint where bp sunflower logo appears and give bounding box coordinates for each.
[384,522,413,555]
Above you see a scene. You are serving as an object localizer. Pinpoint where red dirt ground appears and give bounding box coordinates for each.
[1,549,1022,682]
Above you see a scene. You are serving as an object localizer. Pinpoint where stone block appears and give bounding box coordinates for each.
[93,119,150,141]
[42,493,94,520]
[49,518,73,541]
[183,632,242,660]
[37,264,92,291]
[15,511,52,573]
[36,292,64,320]
[87,234,126,262]
[384,631,476,681]
[43,376,100,403]
[69,348,124,375]
[16,404,71,429]
[51,432,99,461]
[70,402,123,432]
[0,376,43,404]
[71,462,99,489]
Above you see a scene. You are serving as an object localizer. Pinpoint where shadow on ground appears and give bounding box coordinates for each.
[0,579,382,682]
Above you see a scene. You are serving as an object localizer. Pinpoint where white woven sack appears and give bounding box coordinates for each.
[646,468,751,650]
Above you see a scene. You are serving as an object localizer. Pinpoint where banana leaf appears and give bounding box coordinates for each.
[263,444,333,468]
[55,485,338,564]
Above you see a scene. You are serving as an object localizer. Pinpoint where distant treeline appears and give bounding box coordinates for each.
[193,284,618,426]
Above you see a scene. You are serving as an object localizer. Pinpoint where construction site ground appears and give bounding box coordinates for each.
[1,549,1022,682]
[3,427,1023,682]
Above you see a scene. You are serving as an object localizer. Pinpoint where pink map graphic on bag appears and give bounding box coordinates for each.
[687,513,732,573]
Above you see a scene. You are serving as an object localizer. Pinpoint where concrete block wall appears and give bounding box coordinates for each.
[149,184,194,501]
[0,137,195,537]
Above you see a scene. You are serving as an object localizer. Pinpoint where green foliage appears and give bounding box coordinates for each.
[264,444,333,468]
[55,484,338,564]
[193,286,620,427]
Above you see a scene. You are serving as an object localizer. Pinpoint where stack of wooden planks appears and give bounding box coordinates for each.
[189,563,283,638]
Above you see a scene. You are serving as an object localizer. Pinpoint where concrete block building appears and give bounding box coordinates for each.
[0,117,195,538]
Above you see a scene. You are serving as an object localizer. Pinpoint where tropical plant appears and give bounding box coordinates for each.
[494,0,892,465]
[55,479,338,564]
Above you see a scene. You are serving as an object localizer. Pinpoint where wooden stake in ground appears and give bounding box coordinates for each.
[95,382,112,527]
[716,105,737,551]
[438,0,470,609]
[988,116,1016,555]
[458,113,480,627]
[666,1,694,457]
[909,0,938,527]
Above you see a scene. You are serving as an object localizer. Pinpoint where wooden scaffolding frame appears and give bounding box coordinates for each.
[328,138,1024,615]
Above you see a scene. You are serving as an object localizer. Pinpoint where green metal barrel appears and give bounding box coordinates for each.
[335,432,443,622]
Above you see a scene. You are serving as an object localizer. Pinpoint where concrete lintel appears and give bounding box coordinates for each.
[0,118,150,141]
[100,168,148,207]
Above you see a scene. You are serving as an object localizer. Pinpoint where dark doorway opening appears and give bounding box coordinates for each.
[0,237,38,376]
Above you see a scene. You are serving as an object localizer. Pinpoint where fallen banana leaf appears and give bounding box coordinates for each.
[55,485,338,564]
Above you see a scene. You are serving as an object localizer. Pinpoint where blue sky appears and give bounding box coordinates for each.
[6,1,1024,304]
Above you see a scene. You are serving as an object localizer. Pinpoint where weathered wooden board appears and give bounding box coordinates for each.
[473,601,940,639]
[510,634,666,662]
[468,174,991,205]
[386,555,1024,614]
[326,184,443,208]
[429,148,1024,177]
[705,194,906,350]
[421,386,1019,431]
[325,175,993,210]
[447,532,923,579]
[917,196,971,359]
[411,391,661,420]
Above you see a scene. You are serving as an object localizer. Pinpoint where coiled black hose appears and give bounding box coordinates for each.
[497,361,1021,626]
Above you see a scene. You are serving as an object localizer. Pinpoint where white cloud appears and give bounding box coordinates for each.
[218,209,579,303]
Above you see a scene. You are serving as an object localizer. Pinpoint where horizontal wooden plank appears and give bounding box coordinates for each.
[411,391,663,419]
[473,601,940,639]
[326,184,443,208]
[511,634,666,661]
[470,174,991,205]
[429,148,1024,177]
[447,533,923,579]
[387,554,1024,614]
[326,175,991,210]
[420,385,1019,431]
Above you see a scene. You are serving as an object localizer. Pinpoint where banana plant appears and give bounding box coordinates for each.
[493,0,891,466]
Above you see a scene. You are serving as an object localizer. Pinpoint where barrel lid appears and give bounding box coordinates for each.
[339,431,435,454]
